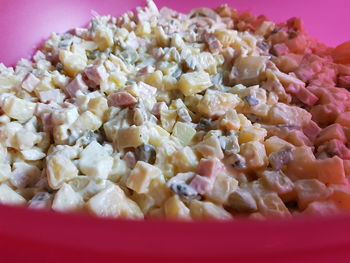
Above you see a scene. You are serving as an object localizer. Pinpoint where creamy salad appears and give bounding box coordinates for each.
[1,0,350,220]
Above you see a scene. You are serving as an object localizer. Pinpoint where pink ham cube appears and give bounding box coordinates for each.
[189,174,213,195]
[271,43,289,56]
[295,87,319,106]
[198,158,224,180]
[107,91,137,108]
[303,121,322,142]
[64,74,88,98]
[84,64,108,85]
[21,73,40,92]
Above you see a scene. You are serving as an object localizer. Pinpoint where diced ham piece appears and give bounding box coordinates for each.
[107,92,137,108]
[198,158,224,180]
[42,113,54,132]
[151,102,168,119]
[316,123,346,145]
[295,87,319,106]
[137,65,155,76]
[123,151,137,169]
[285,83,301,94]
[189,174,213,195]
[64,74,88,98]
[84,64,108,85]
[303,121,322,141]
[319,139,350,160]
[21,73,40,92]
[271,43,289,56]
[208,39,222,54]
[39,89,65,103]
[338,76,350,88]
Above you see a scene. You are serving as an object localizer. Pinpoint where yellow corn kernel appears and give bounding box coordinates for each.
[126,161,163,194]
[172,122,196,146]
[178,71,212,96]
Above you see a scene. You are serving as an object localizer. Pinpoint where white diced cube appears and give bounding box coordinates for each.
[79,141,113,179]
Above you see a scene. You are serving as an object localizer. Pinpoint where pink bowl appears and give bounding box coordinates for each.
[1,1,350,262]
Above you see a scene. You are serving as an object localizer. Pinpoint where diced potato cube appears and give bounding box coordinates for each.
[315,156,346,184]
[144,70,163,89]
[163,75,178,91]
[2,96,35,122]
[189,200,232,220]
[71,111,102,132]
[20,148,46,161]
[268,103,312,126]
[47,154,78,189]
[116,126,147,149]
[0,184,26,205]
[240,141,268,169]
[239,125,267,144]
[178,71,212,96]
[136,21,151,37]
[94,26,114,50]
[220,109,241,130]
[214,29,237,47]
[172,122,196,146]
[205,173,238,204]
[126,161,162,194]
[197,90,241,117]
[79,141,113,180]
[171,146,199,173]
[52,183,84,212]
[257,193,291,218]
[260,170,294,195]
[59,44,87,77]
[15,129,40,150]
[295,179,331,210]
[264,136,295,155]
[154,26,169,47]
[336,112,350,128]
[0,163,11,183]
[238,113,252,129]
[88,97,108,120]
[285,146,316,181]
[315,124,346,145]
[160,109,177,132]
[329,185,350,211]
[164,195,191,220]
[196,135,224,159]
[87,184,143,219]
[233,56,268,85]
